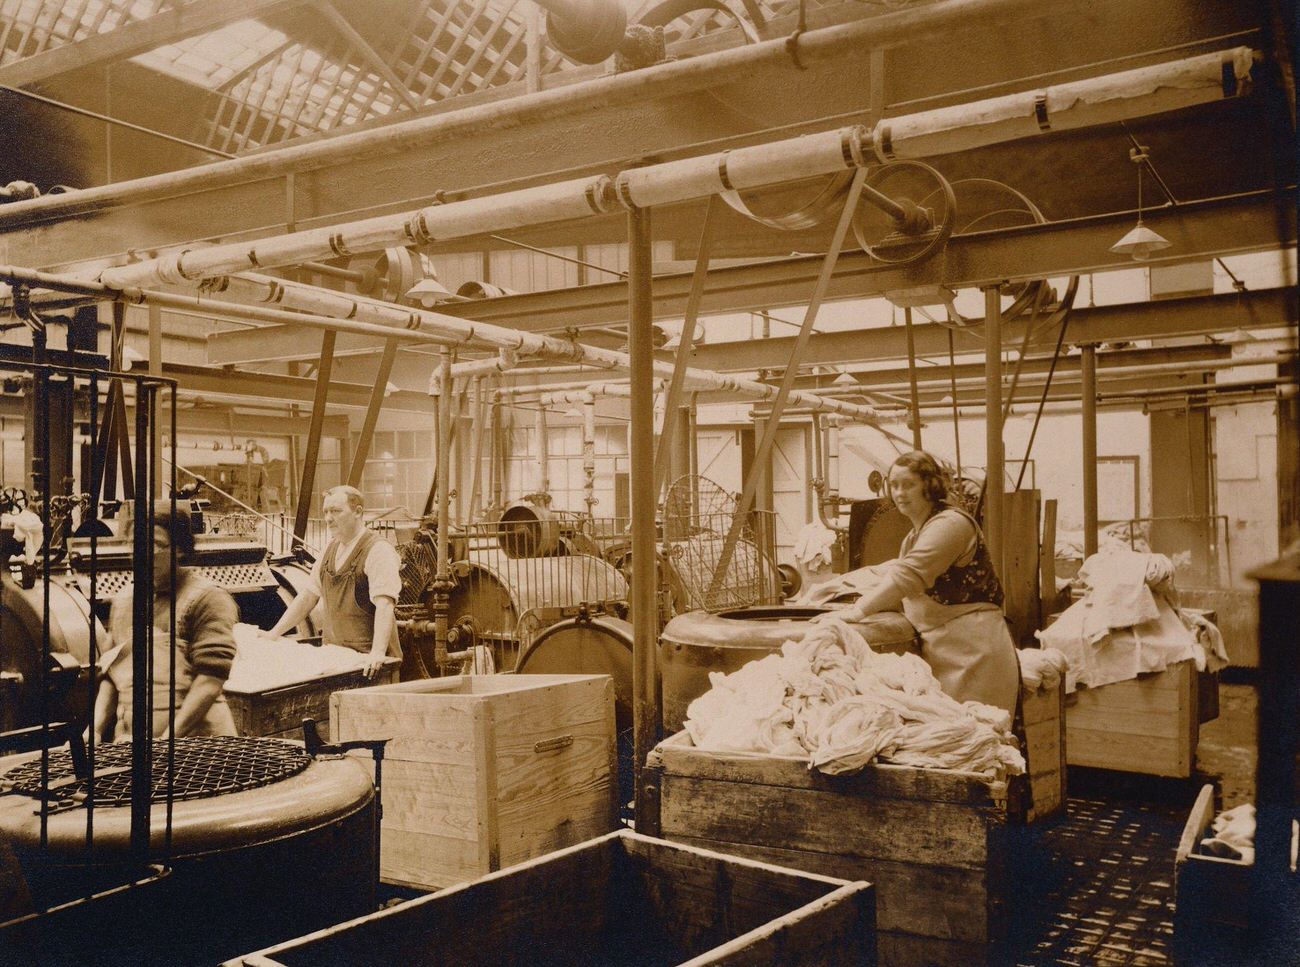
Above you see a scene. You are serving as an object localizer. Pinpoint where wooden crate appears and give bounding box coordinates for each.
[643,732,1014,967]
[227,830,876,967]
[1174,784,1298,957]
[1175,785,1250,932]
[1065,659,1199,777]
[224,658,400,738]
[331,673,617,891]
[1021,680,1066,823]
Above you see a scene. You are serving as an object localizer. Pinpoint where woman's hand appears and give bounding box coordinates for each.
[811,604,863,624]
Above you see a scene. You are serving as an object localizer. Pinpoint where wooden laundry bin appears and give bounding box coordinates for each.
[227,830,877,967]
[643,732,1017,967]
[1065,659,1200,778]
[331,673,617,890]
[1020,680,1066,823]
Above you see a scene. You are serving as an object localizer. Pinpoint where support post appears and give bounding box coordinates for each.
[1081,342,1099,558]
[904,307,923,450]
[293,331,336,543]
[983,285,1004,574]
[629,207,659,831]
[347,337,398,487]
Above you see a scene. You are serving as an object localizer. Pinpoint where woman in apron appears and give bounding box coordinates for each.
[828,450,1019,715]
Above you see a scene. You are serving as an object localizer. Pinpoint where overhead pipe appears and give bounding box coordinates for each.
[429,348,519,395]
[1,265,881,423]
[85,46,1254,292]
[0,0,1100,231]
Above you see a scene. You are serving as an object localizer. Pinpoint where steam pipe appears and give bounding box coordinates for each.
[79,47,1252,291]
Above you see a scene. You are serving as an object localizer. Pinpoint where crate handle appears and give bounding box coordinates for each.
[534,734,574,754]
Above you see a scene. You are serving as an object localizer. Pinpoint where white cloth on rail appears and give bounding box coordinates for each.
[684,618,1024,779]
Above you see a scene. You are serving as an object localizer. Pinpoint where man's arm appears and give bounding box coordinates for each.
[160,675,226,739]
[266,587,320,639]
[91,678,117,743]
[365,597,396,678]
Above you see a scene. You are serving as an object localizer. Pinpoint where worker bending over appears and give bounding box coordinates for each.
[816,450,1019,715]
[268,485,401,677]
[93,507,238,741]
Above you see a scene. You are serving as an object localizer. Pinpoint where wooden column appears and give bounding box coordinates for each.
[628,207,659,830]
[1081,342,1098,558]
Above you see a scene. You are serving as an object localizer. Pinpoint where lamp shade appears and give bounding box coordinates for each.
[1109,222,1172,261]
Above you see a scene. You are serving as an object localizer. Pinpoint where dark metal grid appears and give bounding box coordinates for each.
[2,736,309,807]
[1007,789,1192,966]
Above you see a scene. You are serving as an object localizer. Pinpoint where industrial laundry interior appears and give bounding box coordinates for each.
[0,1,1296,964]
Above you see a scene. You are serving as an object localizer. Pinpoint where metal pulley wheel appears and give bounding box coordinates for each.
[852,160,956,265]
[924,178,1079,327]
[347,246,422,302]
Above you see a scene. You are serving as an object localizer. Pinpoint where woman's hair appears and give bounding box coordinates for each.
[889,450,948,505]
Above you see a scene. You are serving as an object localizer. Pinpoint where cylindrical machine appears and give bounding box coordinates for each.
[497,499,560,558]
[0,736,376,966]
[659,605,919,732]
[515,614,636,810]
[444,550,629,671]
[0,570,94,732]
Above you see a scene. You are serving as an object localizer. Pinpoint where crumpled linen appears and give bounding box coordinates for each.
[1037,548,1200,692]
[1018,648,1069,693]
[1180,610,1229,673]
[684,618,1025,780]
[793,563,887,605]
[224,623,373,692]
[3,509,44,564]
[793,521,837,570]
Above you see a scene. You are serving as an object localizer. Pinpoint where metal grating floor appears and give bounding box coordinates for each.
[1007,787,1189,966]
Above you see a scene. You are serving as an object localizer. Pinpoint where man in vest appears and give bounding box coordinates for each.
[267,485,401,676]
[92,507,238,741]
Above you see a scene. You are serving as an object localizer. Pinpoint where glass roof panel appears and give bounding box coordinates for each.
[132,18,291,89]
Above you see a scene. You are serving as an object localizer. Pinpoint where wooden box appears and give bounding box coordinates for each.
[643,732,1014,967]
[1173,783,1297,962]
[330,673,617,891]
[224,658,399,738]
[227,830,876,967]
[1020,681,1066,823]
[1065,659,1199,777]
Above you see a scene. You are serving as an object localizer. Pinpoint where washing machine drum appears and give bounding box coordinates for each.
[0,735,377,966]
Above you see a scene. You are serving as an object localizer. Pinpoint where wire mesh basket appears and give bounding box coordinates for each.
[662,509,782,613]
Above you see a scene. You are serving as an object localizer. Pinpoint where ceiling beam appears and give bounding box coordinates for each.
[687,285,1296,372]
[162,361,437,412]
[418,193,1295,333]
[0,0,303,89]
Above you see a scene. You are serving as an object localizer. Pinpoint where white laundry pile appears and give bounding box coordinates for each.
[684,618,1025,779]
[1198,803,1299,867]
[1036,546,1226,692]
[2,509,44,564]
[1018,648,1070,693]
[224,623,372,692]
[793,522,837,570]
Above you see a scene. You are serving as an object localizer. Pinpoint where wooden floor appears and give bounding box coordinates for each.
[1004,682,1259,966]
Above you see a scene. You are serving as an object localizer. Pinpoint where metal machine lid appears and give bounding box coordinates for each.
[2,736,309,807]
